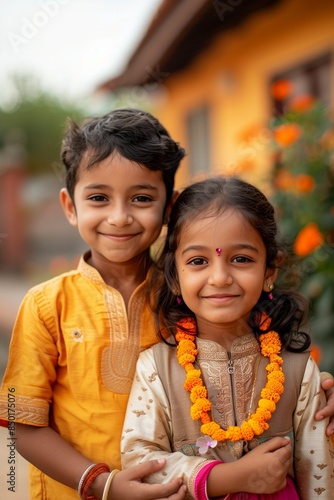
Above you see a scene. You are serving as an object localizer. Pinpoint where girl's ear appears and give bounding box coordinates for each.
[59,188,78,227]
[262,266,279,293]
[163,190,179,224]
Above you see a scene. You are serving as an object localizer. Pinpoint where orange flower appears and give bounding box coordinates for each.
[274,123,302,147]
[290,94,315,112]
[176,317,284,444]
[294,222,324,257]
[294,174,315,193]
[271,80,293,101]
[310,344,322,365]
[275,169,295,190]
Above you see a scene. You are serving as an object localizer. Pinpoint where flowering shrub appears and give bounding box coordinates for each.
[270,82,334,372]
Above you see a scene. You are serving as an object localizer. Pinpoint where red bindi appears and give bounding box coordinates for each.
[216,248,222,256]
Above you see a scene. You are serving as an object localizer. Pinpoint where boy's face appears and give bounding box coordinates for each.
[60,153,167,268]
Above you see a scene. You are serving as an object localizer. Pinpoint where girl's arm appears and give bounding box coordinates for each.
[15,423,186,500]
[294,358,334,499]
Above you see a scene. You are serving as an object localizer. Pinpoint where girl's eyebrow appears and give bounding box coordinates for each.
[181,243,259,255]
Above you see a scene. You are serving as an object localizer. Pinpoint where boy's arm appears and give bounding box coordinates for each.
[294,360,334,499]
[318,372,334,436]
[15,423,186,500]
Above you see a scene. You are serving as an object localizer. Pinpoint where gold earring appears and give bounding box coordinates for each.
[267,284,274,290]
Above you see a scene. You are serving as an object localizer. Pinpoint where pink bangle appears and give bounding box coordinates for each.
[194,460,223,500]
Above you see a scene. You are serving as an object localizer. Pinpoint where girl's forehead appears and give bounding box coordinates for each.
[178,208,262,245]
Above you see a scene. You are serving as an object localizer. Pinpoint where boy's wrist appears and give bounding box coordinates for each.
[89,471,109,498]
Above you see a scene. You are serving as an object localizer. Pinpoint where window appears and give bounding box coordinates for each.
[186,105,211,175]
[271,52,332,115]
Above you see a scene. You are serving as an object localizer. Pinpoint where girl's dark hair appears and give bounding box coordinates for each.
[150,175,310,352]
[61,108,186,205]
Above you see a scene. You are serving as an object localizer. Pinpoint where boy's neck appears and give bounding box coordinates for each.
[87,251,152,305]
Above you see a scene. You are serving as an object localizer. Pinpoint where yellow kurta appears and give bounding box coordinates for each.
[0,253,158,499]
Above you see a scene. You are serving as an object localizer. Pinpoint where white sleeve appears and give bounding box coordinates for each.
[294,355,334,499]
[121,348,210,492]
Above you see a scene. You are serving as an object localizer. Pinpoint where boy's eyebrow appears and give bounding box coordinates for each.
[181,243,259,255]
[83,183,159,191]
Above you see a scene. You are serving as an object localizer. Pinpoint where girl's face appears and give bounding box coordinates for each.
[175,208,276,340]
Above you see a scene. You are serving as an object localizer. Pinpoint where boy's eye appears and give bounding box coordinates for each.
[188,257,208,266]
[132,195,153,203]
[88,194,108,202]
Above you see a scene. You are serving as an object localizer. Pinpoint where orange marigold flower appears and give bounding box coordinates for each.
[258,399,276,413]
[184,369,202,391]
[226,426,243,442]
[274,123,302,147]
[190,398,211,420]
[248,418,265,435]
[275,169,295,191]
[261,387,281,403]
[190,386,207,403]
[310,344,322,365]
[241,421,255,440]
[290,94,315,112]
[294,222,324,257]
[294,174,315,193]
[271,80,293,101]
[260,332,281,356]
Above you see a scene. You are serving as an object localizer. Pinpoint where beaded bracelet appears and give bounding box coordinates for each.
[102,469,120,500]
[79,463,111,500]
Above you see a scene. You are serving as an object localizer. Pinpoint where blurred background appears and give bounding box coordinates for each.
[0,0,333,497]
[0,0,333,404]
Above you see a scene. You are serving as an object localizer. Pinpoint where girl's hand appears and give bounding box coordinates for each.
[207,436,292,497]
[239,436,292,494]
[108,459,187,500]
[316,375,334,436]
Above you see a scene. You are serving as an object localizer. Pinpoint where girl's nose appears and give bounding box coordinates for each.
[208,261,233,286]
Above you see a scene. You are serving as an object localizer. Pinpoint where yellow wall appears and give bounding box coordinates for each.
[149,0,334,191]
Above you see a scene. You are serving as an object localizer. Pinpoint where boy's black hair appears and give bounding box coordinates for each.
[61,108,186,205]
[149,175,311,353]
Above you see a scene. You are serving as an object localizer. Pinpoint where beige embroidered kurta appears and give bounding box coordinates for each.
[0,253,158,499]
[121,335,334,499]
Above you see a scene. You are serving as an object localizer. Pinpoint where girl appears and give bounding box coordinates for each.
[121,176,334,499]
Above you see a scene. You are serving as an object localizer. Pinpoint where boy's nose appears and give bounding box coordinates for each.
[107,208,133,227]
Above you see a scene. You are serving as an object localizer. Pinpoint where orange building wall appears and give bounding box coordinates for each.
[149,0,334,190]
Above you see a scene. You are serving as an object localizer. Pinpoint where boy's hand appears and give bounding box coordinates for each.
[316,374,334,436]
[109,459,186,500]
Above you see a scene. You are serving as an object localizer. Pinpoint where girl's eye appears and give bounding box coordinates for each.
[188,257,208,266]
[88,194,108,202]
[132,195,153,203]
[232,256,253,263]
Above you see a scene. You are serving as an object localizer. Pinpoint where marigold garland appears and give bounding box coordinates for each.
[176,316,284,443]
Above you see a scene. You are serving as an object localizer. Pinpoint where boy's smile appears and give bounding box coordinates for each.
[61,152,167,278]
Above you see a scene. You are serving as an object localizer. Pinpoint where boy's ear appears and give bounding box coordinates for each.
[163,190,179,224]
[59,188,78,226]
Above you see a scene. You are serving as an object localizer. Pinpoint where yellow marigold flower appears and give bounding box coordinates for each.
[190,398,211,420]
[226,426,243,442]
[294,222,324,257]
[241,421,254,440]
[258,399,276,413]
[190,386,207,403]
[261,387,281,402]
[248,419,265,435]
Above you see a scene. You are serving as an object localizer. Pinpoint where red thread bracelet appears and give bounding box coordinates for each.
[79,463,110,500]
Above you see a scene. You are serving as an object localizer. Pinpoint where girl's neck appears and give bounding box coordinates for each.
[196,318,253,351]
